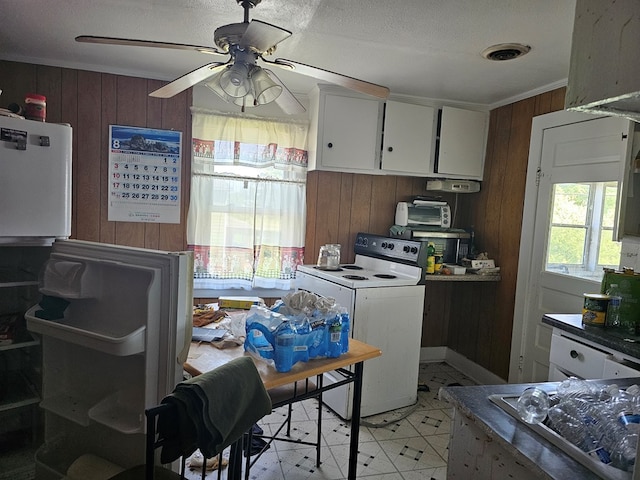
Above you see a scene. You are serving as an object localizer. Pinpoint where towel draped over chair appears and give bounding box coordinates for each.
[158,356,272,463]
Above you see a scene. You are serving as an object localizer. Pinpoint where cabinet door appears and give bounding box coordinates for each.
[436,106,488,179]
[381,101,435,175]
[319,94,381,172]
[617,129,640,239]
[602,357,640,379]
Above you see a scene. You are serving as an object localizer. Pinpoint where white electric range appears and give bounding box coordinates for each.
[295,233,426,419]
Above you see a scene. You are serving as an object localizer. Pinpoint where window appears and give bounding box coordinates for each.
[545,181,621,280]
[188,111,309,291]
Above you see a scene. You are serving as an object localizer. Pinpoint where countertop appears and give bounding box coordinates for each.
[423,273,500,282]
[439,379,638,479]
[542,313,640,359]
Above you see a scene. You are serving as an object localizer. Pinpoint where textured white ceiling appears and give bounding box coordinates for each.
[0,0,576,107]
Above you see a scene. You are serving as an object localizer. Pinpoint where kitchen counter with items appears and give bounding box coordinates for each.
[440,378,640,480]
[542,313,640,359]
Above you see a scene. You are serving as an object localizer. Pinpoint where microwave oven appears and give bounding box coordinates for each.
[395,201,451,229]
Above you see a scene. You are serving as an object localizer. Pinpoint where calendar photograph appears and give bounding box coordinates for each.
[108,125,182,223]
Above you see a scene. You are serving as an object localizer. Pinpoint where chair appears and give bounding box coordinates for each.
[243,375,324,479]
[107,403,197,480]
[109,356,272,480]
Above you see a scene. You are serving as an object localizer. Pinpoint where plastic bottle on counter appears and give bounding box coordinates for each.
[425,242,436,275]
[547,403,602,454]
[555,376,597,399]
[606,283,622,328]
[609,434,638,472]
[516,387,550,424]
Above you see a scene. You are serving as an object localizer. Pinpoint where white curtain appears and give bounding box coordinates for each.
[188,111,308,290]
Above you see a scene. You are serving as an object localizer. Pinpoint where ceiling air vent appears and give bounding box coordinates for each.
[481,43,531,61]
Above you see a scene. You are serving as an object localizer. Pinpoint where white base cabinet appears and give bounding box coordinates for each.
[548,328,640,381]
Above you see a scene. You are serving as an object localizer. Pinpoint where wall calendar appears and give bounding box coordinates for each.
[108,125,182,223]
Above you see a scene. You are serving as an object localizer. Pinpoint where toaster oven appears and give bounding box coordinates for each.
[395,201,451,229]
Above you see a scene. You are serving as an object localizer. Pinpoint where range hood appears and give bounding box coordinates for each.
[565,0,640,122]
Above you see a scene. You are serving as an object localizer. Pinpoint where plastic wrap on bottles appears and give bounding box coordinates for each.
[244,293,351,372]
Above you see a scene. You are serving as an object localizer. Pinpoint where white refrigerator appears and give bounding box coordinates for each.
[0,115,71,245]
[25,239,193,478]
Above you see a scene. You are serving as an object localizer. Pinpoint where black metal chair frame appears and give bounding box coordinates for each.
[243,375,324,479]
[141,403,224,480]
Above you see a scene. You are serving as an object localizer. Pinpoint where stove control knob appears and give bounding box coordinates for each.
[388,243,394,250]
[403,245,410,253]
[381,242,388,248]
[410,246,418,254]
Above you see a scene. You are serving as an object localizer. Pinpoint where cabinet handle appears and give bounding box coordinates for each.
[570,349,579,359]
[387,147,393,152]
[327,142,333,148]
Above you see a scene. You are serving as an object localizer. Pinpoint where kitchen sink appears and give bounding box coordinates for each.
[488,394,632,480]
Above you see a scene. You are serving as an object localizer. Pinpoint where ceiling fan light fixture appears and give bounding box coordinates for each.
[250,67,282,105]
[219,62,251,97]
[204,73,237,103]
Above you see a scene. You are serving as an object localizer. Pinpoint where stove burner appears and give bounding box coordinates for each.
[342,265,363,270]
[314,266,343,272]
[343,275,368,281]
[374,274,397,279]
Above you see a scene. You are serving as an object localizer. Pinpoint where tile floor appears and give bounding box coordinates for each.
[184,362,476,480]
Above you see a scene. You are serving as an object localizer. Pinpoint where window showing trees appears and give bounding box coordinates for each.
[546,182,620,280]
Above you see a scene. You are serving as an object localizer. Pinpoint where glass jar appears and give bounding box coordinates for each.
[24,93,46,122]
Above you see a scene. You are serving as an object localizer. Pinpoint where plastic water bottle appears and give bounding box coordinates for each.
[327,315,342,358]
[609,433,639,471]
[274,321,295,372]
[556,376,593,396]
[340,312,350,354]
[516,387,550,424]
[547,403,601,454]
[606,283,622,328]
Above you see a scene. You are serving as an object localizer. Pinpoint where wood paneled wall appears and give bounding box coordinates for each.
[304,172,472,264]
[1,60,567,380]
[305,89,566,381]
[0,60,192,252]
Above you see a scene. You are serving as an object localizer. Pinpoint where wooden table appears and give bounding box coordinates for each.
[185,338,381,480]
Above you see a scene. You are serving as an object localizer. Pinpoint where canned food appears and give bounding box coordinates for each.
[582,293,610,326]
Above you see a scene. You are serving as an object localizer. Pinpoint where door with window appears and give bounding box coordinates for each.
[511,111,632,383]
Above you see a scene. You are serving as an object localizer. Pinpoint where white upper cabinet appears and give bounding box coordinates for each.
[434,106,488,180]
[380,101,436,176]
[307,86,488,179]
[307,85,383,173]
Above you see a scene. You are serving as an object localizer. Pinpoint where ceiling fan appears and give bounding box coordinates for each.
[75,0,389,115]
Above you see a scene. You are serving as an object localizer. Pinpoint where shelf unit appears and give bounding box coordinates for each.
[0,246,50,478]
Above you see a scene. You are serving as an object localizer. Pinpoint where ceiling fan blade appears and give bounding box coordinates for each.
[239,20,291,54]
[75,35,225,56]
[272,58,389,99]
[263,69,306,115]
[149,63,228,98]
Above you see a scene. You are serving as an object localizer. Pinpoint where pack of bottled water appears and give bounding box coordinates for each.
[244,292,350,372]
